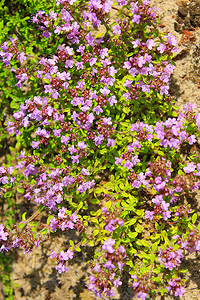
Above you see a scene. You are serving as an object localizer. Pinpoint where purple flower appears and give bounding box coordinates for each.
[94,134,104,146]
[188,135,196,145]
[100,86,110,96]
[0,176,8,184]
[132,281,139,288]
[113,278,122,287]
[166,33,177,46]
[160,85,169,95]
[53,129,61,137]
[157,43,166,53]
[132,38,141,48]
[161,201,170,211]
[117,0,127,4]
[71,155,79,163]
[31,141,40,149]
[93,105,103,115]
[92,263,101,272]
[103,117,112,125]
[106,289,116,297]
[145,210,154,220]
[0,224,9,241]
[119,245,125,253]
[17,52,26,63]
[50,217,58,232]
[7,166,14,175]
[82,168,90,175]
[183,162,196,173]
[196,113,200,129]
[102,238,115,253]
[108,95,117,106]
[123,160,133,169]
[141,84,150,93]
[50,250,57,259]
[0,166,6,175]
[137,291,148,300]
[60,249,74,261]
[194,240,200,251]
[55,263,69,274]
[124,61,132,69]
[146,39,155,50]
[104,260,115,270]
[108,66,117,77]
[77,180,95,193]
[137,55,146,68]
[87,112,95,124]
[132,14,140,24]
[105,223,115,232]
[78,141,87,149]
[100,48,108,59]
[65,221,74,229]
[107,138,115,147]
[61,135,70,145]
[89,0,102,10]
[174,286,185,297]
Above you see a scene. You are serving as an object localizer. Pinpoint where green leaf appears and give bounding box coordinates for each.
[150,234,161,242]
[77,201,83,211]
[125,218,137,226]
[140,265,151,274]
[93,229,99,236]
[17,188,25,194]
[140,240,150,248]
[152,242,159,252]
[81,238,87,244]
[22,212,27,221]
[128,248,137,255]
[76,246,81,252]
[151,277,161,284]
[160,288,167,296]
[153,267,162,274]
[192,213,197,224]
[18,223,25,229]
[69,240,74,246]
[135,225,144,233]
[4,191,13,198]
[90,198,100,204]
[126,260,134,268]
[40,228,47,235]
[29,222,38,227]
[135,210,144,217]
[136,240,143,246]
[105,200,112,209]
[128,232,138,240]
[179,268,188,273]
[88,240,94,246]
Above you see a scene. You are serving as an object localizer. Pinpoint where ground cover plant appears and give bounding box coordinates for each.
[0,0,200,298]
[0,1,58,296]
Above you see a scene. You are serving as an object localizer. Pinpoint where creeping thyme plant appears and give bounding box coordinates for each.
[1,0,200,298]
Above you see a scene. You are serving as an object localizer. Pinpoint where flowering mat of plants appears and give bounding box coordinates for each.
[0,0,200,299]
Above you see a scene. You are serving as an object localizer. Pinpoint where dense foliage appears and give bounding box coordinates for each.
[0,0,200,299]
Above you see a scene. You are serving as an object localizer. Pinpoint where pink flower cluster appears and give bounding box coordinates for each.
[88,238,126,298]
[50,249,74,274]
[0,223,40,254]
[158,246,184,271]
[166,277,186,297]
[101,205,124,232]
[50,207,84,232]
[131,274,155,300]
